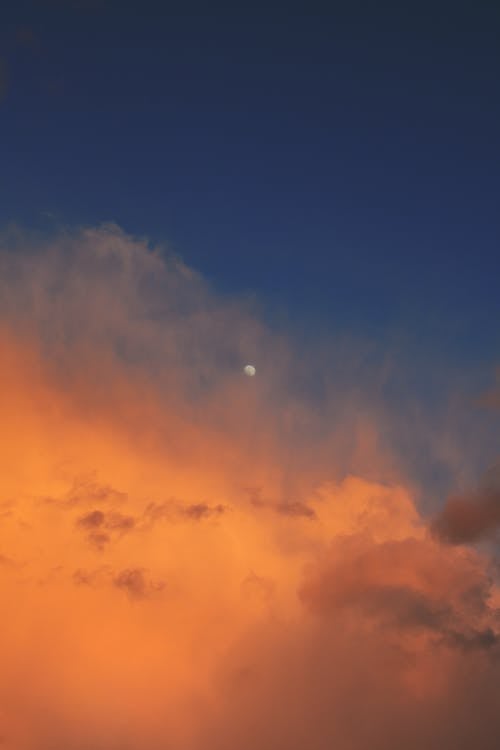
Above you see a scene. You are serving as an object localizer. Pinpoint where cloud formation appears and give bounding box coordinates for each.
[432,480,500,544]
[0,224,498,750]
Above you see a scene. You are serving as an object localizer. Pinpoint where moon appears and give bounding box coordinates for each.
[243,364,256,377]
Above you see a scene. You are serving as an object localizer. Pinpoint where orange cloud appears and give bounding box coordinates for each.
[0,225,498,749]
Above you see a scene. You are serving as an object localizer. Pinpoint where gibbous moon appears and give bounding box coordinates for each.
[243,364,256,377]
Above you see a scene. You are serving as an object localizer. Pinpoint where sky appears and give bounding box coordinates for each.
[1,2,499,351]
[0,3,500,749]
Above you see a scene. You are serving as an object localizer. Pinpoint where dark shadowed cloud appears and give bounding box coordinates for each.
[143,500,226,525]
[76,509,105,529]
[245,486,317,519]
[299,535,499,651]
[113,568,165,599]
[432,488,500,544]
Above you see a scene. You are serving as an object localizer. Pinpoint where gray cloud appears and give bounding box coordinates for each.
[113,568,165,599]
[76,510,105,529]
[87,531,110,551]
[432,489,500,545]
[75,509,136,549]
[143,500,226,525]
[245,487,316,519]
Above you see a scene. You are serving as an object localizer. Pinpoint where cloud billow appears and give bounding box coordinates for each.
[0,224,499,750]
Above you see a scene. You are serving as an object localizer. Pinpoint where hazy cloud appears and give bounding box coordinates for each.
[87,531,110,550]
[42,476,128,509]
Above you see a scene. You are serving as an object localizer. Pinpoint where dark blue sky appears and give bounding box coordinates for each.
[1,1,499,368]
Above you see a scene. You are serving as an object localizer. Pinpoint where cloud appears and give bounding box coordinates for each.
[245,486,317,518]
[74,508,135,550]
[444,626,499,652]
[299,534,499,653]
[143,500,227,525]
[42,476,128,509]
[113,567,148,598]
[76,509,135,532]
[0,554,16,567]
[86,530,110,550]
[76,510,105,529]
[432,467,500,544]
[113,567,165,599]
[0,224,498,749]
[105,511,136,530]
[72,567,110,586]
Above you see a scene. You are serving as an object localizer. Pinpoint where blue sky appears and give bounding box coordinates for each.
[1,1,499,368]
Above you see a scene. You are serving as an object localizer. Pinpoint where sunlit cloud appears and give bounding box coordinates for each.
[0,224,498,749]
